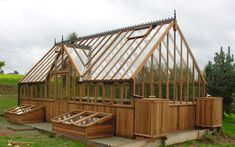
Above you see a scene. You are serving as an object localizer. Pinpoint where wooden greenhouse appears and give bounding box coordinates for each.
[17,15,223,139]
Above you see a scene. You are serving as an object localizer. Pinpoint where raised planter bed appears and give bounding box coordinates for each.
[51,110,114,139]
[4,105,45,124]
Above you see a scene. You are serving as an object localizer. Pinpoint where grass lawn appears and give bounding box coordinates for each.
[0,95,86,147]
[0,117,86,147]
[223,113,235,138]
[0,74,23,86]
[177,114,235,147]
[0,95,17,114]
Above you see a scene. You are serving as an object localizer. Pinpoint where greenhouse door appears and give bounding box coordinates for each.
[54,74,69,117]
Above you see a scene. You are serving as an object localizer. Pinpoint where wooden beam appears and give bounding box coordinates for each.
[150,54,154,96]
[131,21,174,79]
[20,45,58,83]
[159,43,162,98]
[86,31,129,79]
[166,33,169,100]
[173,25,176,103]
[180,36,183,103]
[176,24,206,84]
[94,31,135,80]
[82,32,122,78]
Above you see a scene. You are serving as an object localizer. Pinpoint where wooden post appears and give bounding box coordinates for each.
[173,22,177,103]
[180,36,183,103]
[141,67,145,97]
[192,63,195,103]
[44,80,47,98]
[73,71,76,100]
[40,84,42,98]
[166,33,169,100]
[198,74,201,97]
[159,43,162,98]
[186,46,189,104]
[67,62,71,100]
[150,54,154,96]
[120,83,124,104]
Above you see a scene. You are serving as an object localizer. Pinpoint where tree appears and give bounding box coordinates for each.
[13,70,19,74]
[0,61,5,74]
[66,32,78,41]
[205,46,235,114]
[0,61,5,70]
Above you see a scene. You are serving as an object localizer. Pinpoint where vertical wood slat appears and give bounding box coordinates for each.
[186,40,189,104]
[159,43,162,98]
[166,33,169,100]
[196,97,223,127]
[173,25,176,103]
[150,55,154,96]
[141,67,145,97]
[180,36,183,103]
[198,74,201,97]
[192,63,195,103]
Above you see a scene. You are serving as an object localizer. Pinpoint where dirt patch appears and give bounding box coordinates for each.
[172,132,235,147]
[0,130,14,137]
[0,85,17,95]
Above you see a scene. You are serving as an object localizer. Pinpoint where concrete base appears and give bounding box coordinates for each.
[25,122,208,147]
[25,123,52,133]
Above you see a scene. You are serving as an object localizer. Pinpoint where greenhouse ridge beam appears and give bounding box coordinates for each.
[55,17,175,45]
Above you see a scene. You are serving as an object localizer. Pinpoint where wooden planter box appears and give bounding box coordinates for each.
[51,110,114,139]
[135,98,169,138]
[196,97,223,127]
[4,105,44,124]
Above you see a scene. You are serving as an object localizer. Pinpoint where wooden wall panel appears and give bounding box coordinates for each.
[41,100,54,122]
[19,99,134,138]
[135,101,151,136]
[135,99,169,138]
[54,100,68,117]
[196,97,222,127]
[168,104,195,133]
[116,107,134,138]
[19,98,199,138]
[168,106,178,132]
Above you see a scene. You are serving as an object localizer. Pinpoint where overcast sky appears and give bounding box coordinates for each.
[0,0,234,74]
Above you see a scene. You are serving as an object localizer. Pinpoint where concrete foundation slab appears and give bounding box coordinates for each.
[25,122,208,147]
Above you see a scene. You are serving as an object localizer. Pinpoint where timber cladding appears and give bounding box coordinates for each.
[196,97,223,127]
[20,98,134,138]
[134,99,196,138]
[168,104,195,132]
[135,98,169,138]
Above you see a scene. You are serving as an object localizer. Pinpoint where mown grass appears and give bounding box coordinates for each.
[0,117,86,147]
[0,74,23,95]
[0,74,23,86]
[0,95,17,114]
[178,114,235,147]
[223,113,235,138]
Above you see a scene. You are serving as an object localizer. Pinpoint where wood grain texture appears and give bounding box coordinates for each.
[196,97,223,127]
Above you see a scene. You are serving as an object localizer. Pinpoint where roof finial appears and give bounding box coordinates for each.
[54,38,56,45]
[174,9,176,19]
[62,35,64,43]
